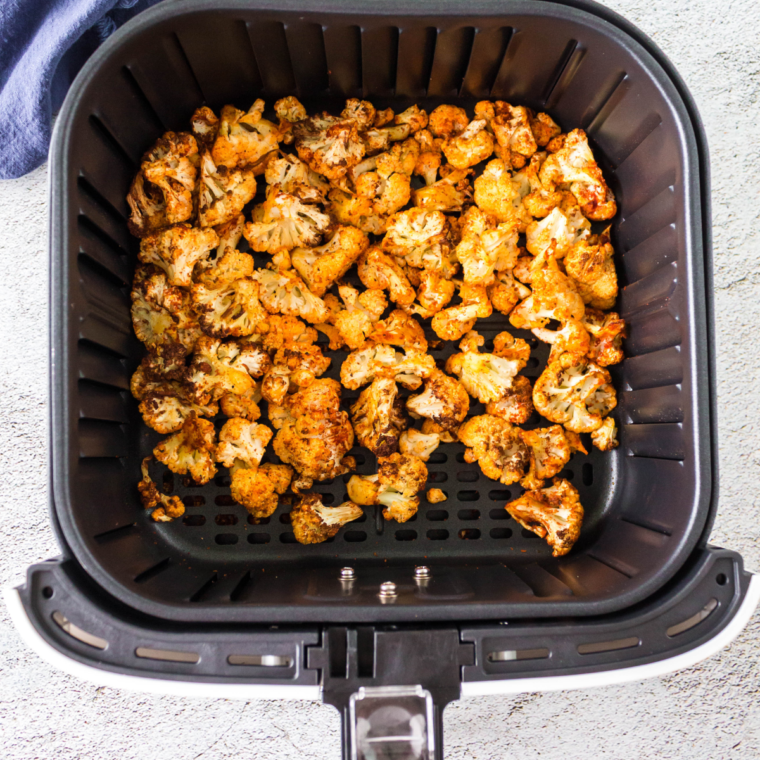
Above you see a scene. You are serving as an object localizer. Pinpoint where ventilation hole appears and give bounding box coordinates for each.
[582,462,593,486]
[428,452,447,464]
[526,357,539,368]
[317,492,335,505]
[162,471,174,493]
[427,529,449,540]
[427,510,448,522]
[52,612,107,650]
[396,529,417,541]
[215,494,237,507]
[666,598,719,637]
[215,475,231,488]
[135,647,199,663]
[184,495,206,507]
[215,533,238,545]
[247,515,270,525]
[354,453,366,466]
[42,587,54,600]
[458,509,480,520]
[489,508,509,520]
[182,476,202,488]
[459,529,481,540]
[716,573,728,586]
[183,515,206,527]
[457,490,479,502]
[228,654,292,667]
[489,490,511,501]
[457,471,479,482]
[353,511,368,523]
[455,452,467,463]
[279,494,296,507]
[190,573,218,602]
[429,471,448,483]
[344,530,367,542]
[490,528,513,539]
[558,469,574,481]
[521,529,540,539]
[488,647,549,662]
[215,514,238,526]
[280,532,297,543]
[280,513,292,524]
[577,637,640,655]
[134,558,170,583]
[248,533,270,544]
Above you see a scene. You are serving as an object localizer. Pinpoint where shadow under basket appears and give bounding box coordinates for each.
[50,0,716,624]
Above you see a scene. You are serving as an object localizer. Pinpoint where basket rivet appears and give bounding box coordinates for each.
[340,567,356,580]
[414,566,431,580]
[378,581,397,598]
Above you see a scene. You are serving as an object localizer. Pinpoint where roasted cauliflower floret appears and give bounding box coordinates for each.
[294,113,366,181]
[525,204,591,258]
[139,394,218,435]
[533,318,591,361]
[539,129,616,220]
[126,172,168,238]
[261,342,331,405]
[427,488,447,503]
[406,371,469,433]
[291,226,369,297]
[253,267,330,324]
[505,478,584,556]
[137,457,186,522]
[214,418,273,469]
[485,375,534,425]
[264,153,329,204]
[591,416,619,451]
[583,309,626,367]
[330,285,388,350]
[229,463,293,520]
[413,166,473,212]
[442,119,494,169]
[138,224,219,287]
[369,309,428,352]
[244,191,331,253]
[446,330,528,403]
[431,284,492,342]
[458,414,529,485]
[428,105,469,138]
[398,428,441,462]
[473,158,533,230]
[191,272,267,339]
[383,208,457,277]
[197,152,257,228]
[187,336,259,404]
[488,102,538,169]
[153,414,217,484]
[351,377,407,457]
[342,98,377,129]
[564,227,618,310]
[357,246,416,307]
[533,352,617,433]
[395,105,428,133]
[191,106,219,150]
[274,96,307,124]
[212,101,283,169]
[455,206,520,286]
[520,425,572,490]
[340,343,436,391]
[220,384,262,421]
[530,111,561,146]
[290,494,364,544]
[488,270,532,316]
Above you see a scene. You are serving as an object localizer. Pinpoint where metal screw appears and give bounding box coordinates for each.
[414,566,431,580]
[378,581,397,598]
[340,567,355,580]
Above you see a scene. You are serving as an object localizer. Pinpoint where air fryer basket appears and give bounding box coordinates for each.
[50,0,716,624]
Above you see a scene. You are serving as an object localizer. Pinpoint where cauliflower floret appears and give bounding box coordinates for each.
[327,187,386,235]
[264,153,329,204]
[187,336,258,404]
[361,122,411,155]
[398,428,441,462]
[406,371,469,432]
[340,343,436,391]
[291,494,364,544]
[428,105,469,138]
[506,478,584,556]
[533,352,617,433]
[341,98,377,129]
[244,191,331,253]
[138,394,218,434]
[130,355,192,402]
[382,208,457,277]
[193,247,253,289]
[530,111,561,146]
[455,206,520,286]
[274,96,307,123]
[191,273,267,339]
[473,158,533,230]
[427,488,447,503]
[525,204,591,259]
[153,413,217,484]
[533,318,591,361]
[331,285,388,350]
[351,377,407,456]
[412,167,473,212]
[407,271,457,319]
[140,131,198,225]
[421,419,457,443]
[591,416,619,451]
[214,418,272,469]
[191,106,219,150]
[395,105,428,133]
[431,283,492,342]
[138,224,219,287]
[137,457,186,522]
[369,309,428,352]
[446,330,528,403]
[197,152,257,228]
[458,414,529,485]
[442,119,494,169]
[229,462,293,520]
[294,113,366,180]
[489,103,537,169]
[539,129,616,220]
[413,128,442,186]
[485,375,534,425]
[583,309,626,367]
[126,172,168,238]
[220,384,262,421]
[520,425,572,490]
[261,343,331,405]
[212,101,283,169]
[259,314,318,352]
[488,270,532,316]
[348,453,428,523]
[357,246,416,307]
[521,152,577,218]
[291,226,369,296]
[253,267,330,324]
[564,227,618,310]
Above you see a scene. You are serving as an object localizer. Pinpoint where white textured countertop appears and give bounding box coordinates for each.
[1,0,759,757]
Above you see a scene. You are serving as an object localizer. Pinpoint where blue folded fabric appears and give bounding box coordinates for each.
[0,0,157,179]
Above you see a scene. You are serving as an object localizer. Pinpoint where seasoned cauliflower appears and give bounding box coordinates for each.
[413,167,473,212]
[244,191,331,253]
[472,158,533,231]
[525,204,591,258]
[138,224,219,287]
[446,330,528,403]
[187,336,258,404]
[214,418,272,469]
[442,119,494,169]
[382,208,457,277]
[220,384,262,421]
[431,284,492,342]
[406,371,469,432]
[274,95,307,124]
[369,309,428,352]
[259,314,318,352]
[428,105,469,138]
[191,106,219,150]
[520,424,572,490]
[327,187,385,235]
[395,105,428,133]
[539,129,616,220]
[357,246,416,307]
[530,111,561,146]
[564,227,618,310]
[455,206,519,286]
[197,152,257,228]
[340,343,436,391]
[137,457,186,522]
[294,113,366,180]
[488,270,531,316]
[342,98,377,129]
[583,309,626,367]
[398,428,441,462]
[193,246,253,289]
[230,463,293,520]
[191,272,267,339]
[291,226,369,296]
[351,377,407,457]
[153,413,217,484]
[533,318,591,361]
[489,102,538,169]
[261,342,331,405]
[264,153,329,204]
[533,352,617,433]
[330,285,388,350]
[485,375,534,425]
[290,494,364,544]
[591,416,619,451]
[458,414,529,485]
[505,478,584,556]
[406,271,457,319]
[139,394,218,434]
[253,267,330,324]
[212,101,283,169]
[126,172,168,238]
[427,488,447,503]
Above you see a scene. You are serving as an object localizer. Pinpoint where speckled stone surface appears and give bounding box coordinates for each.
[1,1,759,757]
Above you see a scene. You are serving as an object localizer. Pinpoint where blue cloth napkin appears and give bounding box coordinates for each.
[0,0,157,179]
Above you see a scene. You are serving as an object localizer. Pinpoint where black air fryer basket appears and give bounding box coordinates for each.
[9,0,758,757]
